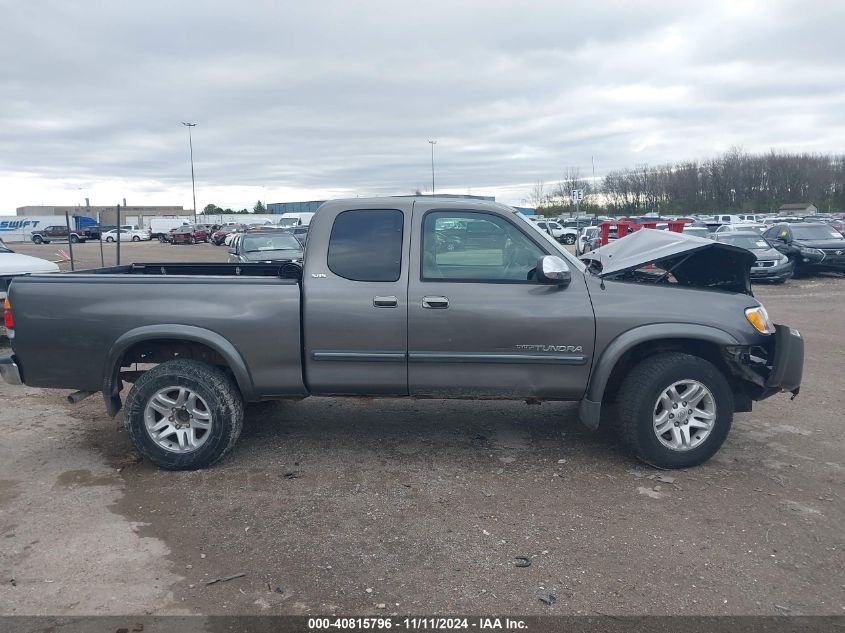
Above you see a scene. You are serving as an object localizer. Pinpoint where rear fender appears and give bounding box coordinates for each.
[102,324,255,415]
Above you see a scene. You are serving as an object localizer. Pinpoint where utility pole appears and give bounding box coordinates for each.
[182,122,198,222]
[428,139,437,195]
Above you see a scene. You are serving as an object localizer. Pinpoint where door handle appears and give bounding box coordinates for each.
[373,295,398,308]
[422,296,449,309]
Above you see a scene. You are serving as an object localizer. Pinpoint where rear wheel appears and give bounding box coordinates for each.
[70,234,79,244]
[132,235,140,242]
[124,360,244,470]
[32,235,43,244]
[563,234,576,245]
[106,237,114,242]
[617,352,733,469]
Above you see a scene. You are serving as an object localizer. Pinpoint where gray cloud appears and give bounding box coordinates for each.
[1,0,843,208]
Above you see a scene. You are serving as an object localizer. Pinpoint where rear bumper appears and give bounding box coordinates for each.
[0,355,22,385]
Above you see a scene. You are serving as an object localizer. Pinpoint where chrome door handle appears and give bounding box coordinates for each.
[373,295,398,308]
[422,296,449,309]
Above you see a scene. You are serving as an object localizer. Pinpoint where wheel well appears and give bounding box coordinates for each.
[118,339,230,380]
[601,338,732,404]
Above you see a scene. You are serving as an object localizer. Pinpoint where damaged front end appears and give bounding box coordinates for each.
[723,324,804,403]
[580,229,756,294]
[582,229,804,405]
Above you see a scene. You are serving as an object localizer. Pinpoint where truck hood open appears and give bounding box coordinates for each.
[580,229,756,294]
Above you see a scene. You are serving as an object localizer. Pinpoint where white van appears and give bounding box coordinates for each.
[277,212,315,228]
[148,218,192,239]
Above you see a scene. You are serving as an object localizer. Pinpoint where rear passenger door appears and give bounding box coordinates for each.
[303,204,409,395]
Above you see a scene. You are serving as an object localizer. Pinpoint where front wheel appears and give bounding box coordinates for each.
[106,237,114,242]
[132,235,140,242]
[32,235,43,244]
[617,352,733,469]
[563,234,576,245]
[70,235,79,244]
[124,360,244,470]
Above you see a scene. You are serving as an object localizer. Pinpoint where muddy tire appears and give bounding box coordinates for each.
[617,352,733,469]
[124,360,244,470]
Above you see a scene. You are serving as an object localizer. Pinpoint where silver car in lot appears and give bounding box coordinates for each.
[710,231,793,283]
[228,229,303,263]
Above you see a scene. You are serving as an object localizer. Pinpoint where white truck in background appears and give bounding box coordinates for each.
[148,218,192,240]
[277,212,315,228]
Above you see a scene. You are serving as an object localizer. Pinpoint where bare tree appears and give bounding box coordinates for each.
[526,180,548,209]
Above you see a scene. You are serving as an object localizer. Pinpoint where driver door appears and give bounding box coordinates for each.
[407,203,595,399]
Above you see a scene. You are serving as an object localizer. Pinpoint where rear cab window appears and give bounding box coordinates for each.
[327,209,404,282]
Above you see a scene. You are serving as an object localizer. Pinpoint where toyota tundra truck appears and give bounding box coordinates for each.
[0,197,804,470]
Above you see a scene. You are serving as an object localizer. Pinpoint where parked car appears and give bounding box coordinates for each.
[1,198,803,472]
[737,214,767,223]
[170,224,210,245]
[211,224,246,246]
[763,222,845,275]
[287,225,310,246]
[277,212,315,228]
[102,228,151,242]
[83,224,128,240]
[533,220,578,244]
[228,228,303,263]
[30,225,88,244]
[710,232,793,283]
[575,226,599,255]
[713,223,766,235]
[682,226,711,239]
[1,239,59,304]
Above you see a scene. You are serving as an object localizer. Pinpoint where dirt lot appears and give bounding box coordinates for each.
[0,240,843,616]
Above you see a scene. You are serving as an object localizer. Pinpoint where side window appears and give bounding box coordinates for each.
[422,211,546,282]
[328,209,404,282]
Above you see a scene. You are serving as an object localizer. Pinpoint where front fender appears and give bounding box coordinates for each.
[103,324,255,401]
[579,323,739,430]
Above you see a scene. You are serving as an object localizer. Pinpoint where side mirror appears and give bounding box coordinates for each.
[536,255,571,286]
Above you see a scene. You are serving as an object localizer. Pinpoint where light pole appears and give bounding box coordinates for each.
[428,139,437,195]
[182,122,198,222]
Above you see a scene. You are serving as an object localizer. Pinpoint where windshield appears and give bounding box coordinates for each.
[242,233,302,252]
[792,226,843,240]
[721,236,771,250]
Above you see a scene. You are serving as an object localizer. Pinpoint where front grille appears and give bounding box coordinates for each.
[754,260,776,268]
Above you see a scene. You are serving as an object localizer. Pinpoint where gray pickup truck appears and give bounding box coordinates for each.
[0,197,803,470]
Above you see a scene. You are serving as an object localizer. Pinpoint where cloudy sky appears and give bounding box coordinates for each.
[1,0,843,212]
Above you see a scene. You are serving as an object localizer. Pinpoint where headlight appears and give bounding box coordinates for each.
[778,254,788,264]
[799,246,823,257]
[745,306,775,335]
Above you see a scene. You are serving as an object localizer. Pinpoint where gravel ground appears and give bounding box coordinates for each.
[0,240,843,616]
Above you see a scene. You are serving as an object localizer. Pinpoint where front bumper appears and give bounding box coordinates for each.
[723,324,803,402]
[750,260,793,281]
[765,324,804,394]
[0,355,22,385]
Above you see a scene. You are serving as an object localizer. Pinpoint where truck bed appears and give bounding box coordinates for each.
[8,264,306,398]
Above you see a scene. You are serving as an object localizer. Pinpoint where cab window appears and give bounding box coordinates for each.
[422,211,546,282]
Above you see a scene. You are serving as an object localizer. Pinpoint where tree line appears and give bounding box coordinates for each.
[203,200,267,214]
[531,149,845,216]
